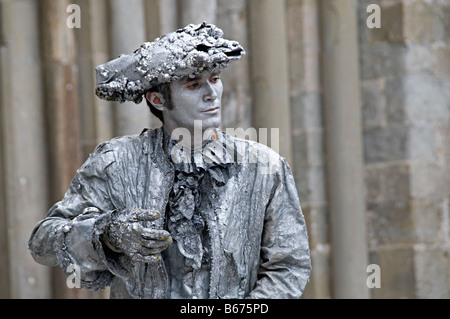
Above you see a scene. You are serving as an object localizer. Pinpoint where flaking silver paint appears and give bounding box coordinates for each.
[95,22,245,104]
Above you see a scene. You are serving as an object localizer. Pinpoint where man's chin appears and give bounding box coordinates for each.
[199,116,221,131]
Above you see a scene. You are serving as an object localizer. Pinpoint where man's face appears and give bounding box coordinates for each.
[163,71,223,134]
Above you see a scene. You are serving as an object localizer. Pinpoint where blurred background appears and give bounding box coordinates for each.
[0,0,449,299]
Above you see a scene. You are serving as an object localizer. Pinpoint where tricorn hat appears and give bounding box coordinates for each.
[95,22,245,104]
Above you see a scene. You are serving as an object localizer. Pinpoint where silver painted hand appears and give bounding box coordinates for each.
[104,208,172,263]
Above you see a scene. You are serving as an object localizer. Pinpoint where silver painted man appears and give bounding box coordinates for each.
[28,23,311,299]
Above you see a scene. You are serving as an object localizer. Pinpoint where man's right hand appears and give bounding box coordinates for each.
[103,208,172,263]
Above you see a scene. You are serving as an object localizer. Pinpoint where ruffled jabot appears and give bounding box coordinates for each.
[162,128,235,269]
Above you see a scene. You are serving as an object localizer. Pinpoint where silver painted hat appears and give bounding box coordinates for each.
[95,22,245,104]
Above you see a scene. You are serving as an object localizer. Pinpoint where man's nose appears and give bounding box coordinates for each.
[203,82,218,102]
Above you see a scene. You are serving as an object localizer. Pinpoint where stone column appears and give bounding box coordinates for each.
[158,0,179,35]
[0,0,51,298]
[109,0,150,136]
[144,0,161,41]
[248,0,292,163]
[287,0,330,299]
[89,0,116,144]
[75,0,114,158]
[319,0,369,298]
[178,0,217,26]
[0,0,8,298]
[216,0,251,129]
[39,0,86,298]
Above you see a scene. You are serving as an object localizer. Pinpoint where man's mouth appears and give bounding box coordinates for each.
[203,107,220,112]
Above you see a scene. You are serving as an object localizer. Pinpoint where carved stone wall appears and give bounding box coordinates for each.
[359,0,450,298]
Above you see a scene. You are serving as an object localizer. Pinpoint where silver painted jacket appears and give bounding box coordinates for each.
[28,126,311,298]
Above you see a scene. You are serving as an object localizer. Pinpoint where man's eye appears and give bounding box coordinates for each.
[186,82,199,90]
[210,76,220,84]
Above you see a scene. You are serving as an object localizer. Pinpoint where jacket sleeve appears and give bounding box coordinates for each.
[248,157,311,299]
[28,141,131,291]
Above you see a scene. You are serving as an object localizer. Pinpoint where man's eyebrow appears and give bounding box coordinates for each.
[180,75,201,83]
[180,72,222,83]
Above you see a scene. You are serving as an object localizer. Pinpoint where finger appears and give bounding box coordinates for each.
[139,246,168,255]
[126,209,160,223]
[141,237,173,249]
[130,252,162,263]
[141,228,171,241]
[133,209,161,222]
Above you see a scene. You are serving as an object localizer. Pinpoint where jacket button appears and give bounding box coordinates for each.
[62,224,71,233]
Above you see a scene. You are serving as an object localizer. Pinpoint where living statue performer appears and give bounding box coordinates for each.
[29,22,311,299]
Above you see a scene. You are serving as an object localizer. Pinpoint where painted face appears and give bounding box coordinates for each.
[163,71,223,135]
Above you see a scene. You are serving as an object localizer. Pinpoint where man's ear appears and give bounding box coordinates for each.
[146,91,165,111]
